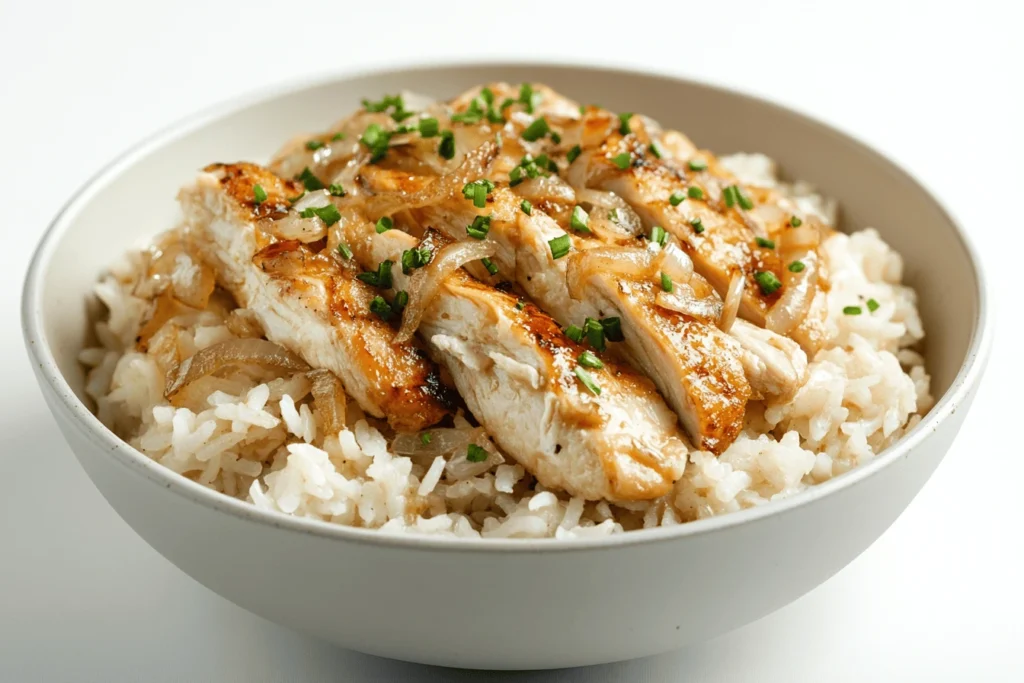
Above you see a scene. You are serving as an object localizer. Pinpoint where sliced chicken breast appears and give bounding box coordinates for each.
[177,163,452,432]
[327,205,690,501]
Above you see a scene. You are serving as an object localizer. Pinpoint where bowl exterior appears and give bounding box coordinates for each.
[23,62,990,670]
[35,359,980,669]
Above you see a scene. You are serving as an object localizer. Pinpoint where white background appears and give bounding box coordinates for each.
[1,1,1021,680]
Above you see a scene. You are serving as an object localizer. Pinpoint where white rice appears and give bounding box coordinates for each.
[79,156,932,539]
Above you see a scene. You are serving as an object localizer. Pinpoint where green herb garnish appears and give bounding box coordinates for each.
[521,117,551,142]
[690,218,704,234]
[357,260,394,289]
[328,183,346,197]
[359,124,392,162]
[843,306,862,315]
[600,317,624,342]
[401,247,432,274]
[420,432,432,445]
[466,215,492,240]
[481,258,499,276]
[867,298,880,312]
[790,215,803,227]
[578,350,604,370]
[369,295,393,320]
[755,237,775,249]
[337,243,353,260]
[570,205,591,233]
[669,191,686,206]
[583,317,606,352]
[567,144,582,164]
[438,130,456,160]
[650,225,668,247]
[466,444,489,462]
[618,112,633,135]
[296,167,325,191]
[687,186,704,200]
[520,200,533,215]
[253,184,267,204]
[660,272,673,292]
[564,324,584,343]
[305,140,325,151]
[375,216,393,233]
[612,152,631,169]
[299,204,341,226]
[788,260,805,273]
[418,117,439,138]
[548,234,571,259]
[574,367,602,395]
[462,179,495,209]
[687,159,708,171]
[754,271,782,295]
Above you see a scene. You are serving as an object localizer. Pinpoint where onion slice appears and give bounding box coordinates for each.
[655,286,722,324]
[307,368,347,437]
[565,246,655,300]
[766,251,818,336]
[395,239,496,343]
[719,271,744,333]
[165,338,310,398]
[574,189,643,237]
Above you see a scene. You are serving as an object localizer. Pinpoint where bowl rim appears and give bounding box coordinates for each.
[22,58,992,553]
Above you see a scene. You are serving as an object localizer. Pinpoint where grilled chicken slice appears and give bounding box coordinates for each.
[325,206,689,501]
[559,113,829,353]
[728,320,807,401]
[177,163,452,432]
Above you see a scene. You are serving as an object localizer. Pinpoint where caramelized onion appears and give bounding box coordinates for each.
[574,189,643,236]
[779,225,821,254]
[655,244,694,283]
[137,291,196,351]
[225,308,265,339]
[270,213,327,243]
[766,251,818,336]
[514,175,576,207]
[565,246,655,300]
[655,286,722,323]
[719,271,744,333]
[364,141,498,218]
[165,338,310,398]
[392,427,481,458]
[307,368,347,436]
[395,240,496,343]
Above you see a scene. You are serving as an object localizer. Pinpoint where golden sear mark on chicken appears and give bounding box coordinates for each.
[180,163,453,432]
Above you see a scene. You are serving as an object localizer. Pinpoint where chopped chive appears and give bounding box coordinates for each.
[305,140,325,151]
[521,117,550,142]
[755,237,776,249]
[331,132,345,141]
[570,205,591,233]
[669,191,686,206]
[466,215,492,240]
[286,191,306,204]
[515,300,526,311]
[369,295,393,320]
[480,87,494,105]
[462,179,495,208]
[578,104,586,115]
[337,243,353,260]
[375,216,393,233]
[418,117,439,138]
[359,124,392,163]
[690,218,705,234]
[650,225,668,247]
[500,97,515,111]
[550,132,562,144]
[687,158,708,171]
[401,247,432,274]
[600,317,624,342]
[252,184,267,204]
[328,183,346,197]
[420,432,432,445]
[583,317,606,352]
[788,260,805,273]
[790,215,803,227]
[867,298,880,312]
[723,185,738,207]
[618,112,633,135]
[520,199,533,215]
[518,83,540,113]
[649,140,664,159]
[299,204,341,226]
[754,271,782,295]
[564,324,584,343]
[466,444,489,462]
[687,186,704,200]
[391,290,409,312]
[574,367,602,395]
[843,305,863,315]
[567,144,582,164]
[612,152,631,169]
[297,167,325,191]
[737,188,754,210]
[548,234,571,259]
[660,272,673,292]
[358,260,393,289]
[481,258,499,276]
[452,98,485,124]
[578,350,604,370]
[438,130,455,160]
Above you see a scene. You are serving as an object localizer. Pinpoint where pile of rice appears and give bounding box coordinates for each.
[79,155,932,539]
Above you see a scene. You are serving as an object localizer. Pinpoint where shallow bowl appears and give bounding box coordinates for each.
[22,61,990,670]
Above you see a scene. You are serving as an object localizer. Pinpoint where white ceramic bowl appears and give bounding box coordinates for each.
[22,62,990,670]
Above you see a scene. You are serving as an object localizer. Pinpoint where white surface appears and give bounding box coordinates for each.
[0,1,1020,680]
